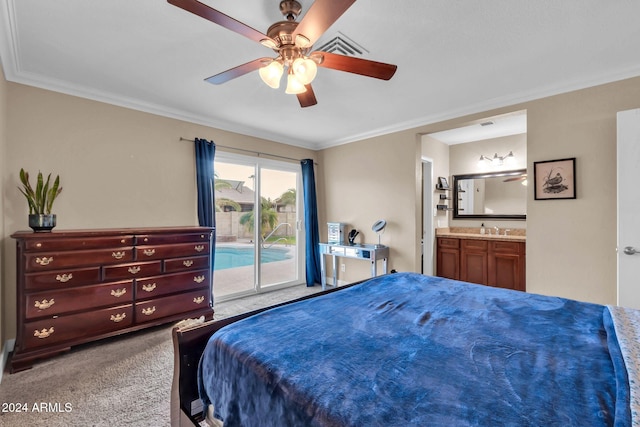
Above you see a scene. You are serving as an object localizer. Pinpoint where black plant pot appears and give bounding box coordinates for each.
[29,214,57,232]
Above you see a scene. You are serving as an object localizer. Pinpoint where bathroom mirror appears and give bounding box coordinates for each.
[452,169,527,220]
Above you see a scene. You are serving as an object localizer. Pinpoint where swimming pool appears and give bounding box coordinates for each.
[214,246,293,270]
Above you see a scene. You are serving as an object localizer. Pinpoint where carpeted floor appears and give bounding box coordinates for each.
[0,284,322,427]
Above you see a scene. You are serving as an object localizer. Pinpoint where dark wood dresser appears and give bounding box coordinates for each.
[10,226,214,372]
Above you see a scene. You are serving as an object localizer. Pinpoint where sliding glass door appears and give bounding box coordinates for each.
[213,152,304,300]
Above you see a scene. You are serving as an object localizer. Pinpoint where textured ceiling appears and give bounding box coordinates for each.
[1,0,640,149]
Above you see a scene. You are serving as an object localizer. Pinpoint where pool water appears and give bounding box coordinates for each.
[214,246,292,270]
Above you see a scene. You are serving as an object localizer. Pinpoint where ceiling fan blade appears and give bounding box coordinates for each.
[293,0,356,45]
[167,0,274,44]
[297,85,318,108]
[315,51,397,80]
[504,175,527,182]
[205,58,270,85]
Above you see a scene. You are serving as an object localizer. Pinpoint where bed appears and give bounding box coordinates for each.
[171,272,640,426]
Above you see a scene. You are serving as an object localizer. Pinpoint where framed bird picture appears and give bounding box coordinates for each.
[534,157,576,200]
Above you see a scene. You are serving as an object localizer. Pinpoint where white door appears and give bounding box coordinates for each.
[617,108,640,309]
[422,160,433,275]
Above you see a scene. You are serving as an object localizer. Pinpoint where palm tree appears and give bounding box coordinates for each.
[214,174,240,212]
[239,197,278,238]
[276,188,296,211]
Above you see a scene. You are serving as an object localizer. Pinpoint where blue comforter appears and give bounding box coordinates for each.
[199,272,630,426]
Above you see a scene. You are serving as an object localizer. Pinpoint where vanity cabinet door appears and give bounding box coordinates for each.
[488,241,525,291]
[436,238,460,280]
[460,239,488,285]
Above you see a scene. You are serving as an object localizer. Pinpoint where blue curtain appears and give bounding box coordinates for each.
[195,138,216,275]
[195,138,216,227]
[301,159,321,286]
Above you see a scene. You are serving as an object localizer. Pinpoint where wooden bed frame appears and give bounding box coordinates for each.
[170,280,366,426]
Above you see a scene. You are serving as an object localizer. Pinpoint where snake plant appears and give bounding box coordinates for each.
[18,168,62,215]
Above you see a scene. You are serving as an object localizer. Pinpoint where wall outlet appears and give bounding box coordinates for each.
[341,264,346,272]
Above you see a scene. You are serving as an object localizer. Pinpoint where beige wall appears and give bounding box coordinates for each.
[447,133,527,230]
[1,82,316,341]
[525,79,640,302]
[421,135,450,229]
[322,76,640,305]
[3,72,640,345]
[0,64,7,355]
[317,131,422,282]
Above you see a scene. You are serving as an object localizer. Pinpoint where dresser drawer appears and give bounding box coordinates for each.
[135,289,210,323]
[22,304,134,350]
[24,247,134,272]
[24,236,134,252]
[25,280,134,319]
[103,261,162,281]
[137,232,211,246]
[164,255,210,273]
[136,242,210,260]
[25,266,101,290]
[136,269,210,300]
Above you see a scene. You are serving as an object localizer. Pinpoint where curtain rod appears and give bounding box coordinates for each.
[180,137,316,164]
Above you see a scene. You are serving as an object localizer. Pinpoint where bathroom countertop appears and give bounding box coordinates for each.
[436,227,526,243]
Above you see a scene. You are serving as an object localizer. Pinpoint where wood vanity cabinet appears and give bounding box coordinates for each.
[437,237,525,292]
[436,237,460,280]
[10,226,214,372]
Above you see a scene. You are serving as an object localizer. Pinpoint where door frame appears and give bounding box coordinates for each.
[422,158,434,275]
[214,152,305,301]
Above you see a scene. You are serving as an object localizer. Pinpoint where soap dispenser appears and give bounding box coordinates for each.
[480,223,485,235]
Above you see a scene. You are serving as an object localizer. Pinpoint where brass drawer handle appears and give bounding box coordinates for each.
[143,249,156,256]
[34,299,55,310]
[110,313,127,323]
[193,275,205,284]
[112,251,126,260]
[55,273,73,283]
[142,306,156,316]
[111,288,127,298]
[193,296,205,304]
[183,260,194,267]
[194,245,205,252]
[34,327,54,339]
[127,266,141,275]
[35,257,53,266]
[142,283,156,292]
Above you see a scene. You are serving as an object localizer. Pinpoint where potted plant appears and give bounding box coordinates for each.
[18,168,62,232]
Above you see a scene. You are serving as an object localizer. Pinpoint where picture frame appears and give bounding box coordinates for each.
[533,157,576,200]
[437,176,450,189]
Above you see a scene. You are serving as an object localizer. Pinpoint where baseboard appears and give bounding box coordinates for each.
[0,339,16,383]
[324,277,348,288]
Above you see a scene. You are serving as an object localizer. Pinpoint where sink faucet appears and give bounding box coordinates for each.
[494,226,500,235]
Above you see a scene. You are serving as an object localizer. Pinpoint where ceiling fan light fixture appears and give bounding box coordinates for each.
[292,57,317,85]
[294,34,311,48]
[259,60,284,89]
[285,72,307,94]
[260,38,278,49]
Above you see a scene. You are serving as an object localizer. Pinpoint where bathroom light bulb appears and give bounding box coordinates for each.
[285,73,307,94]
[291,57,317,85]
[259,61,283,89]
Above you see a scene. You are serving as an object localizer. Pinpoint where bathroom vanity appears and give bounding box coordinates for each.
[436,228,526,292]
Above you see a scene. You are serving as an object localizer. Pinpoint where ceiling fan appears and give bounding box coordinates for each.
[167,0,398,107]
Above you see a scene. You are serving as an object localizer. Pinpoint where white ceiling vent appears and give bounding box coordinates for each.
[315,32,368,57]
